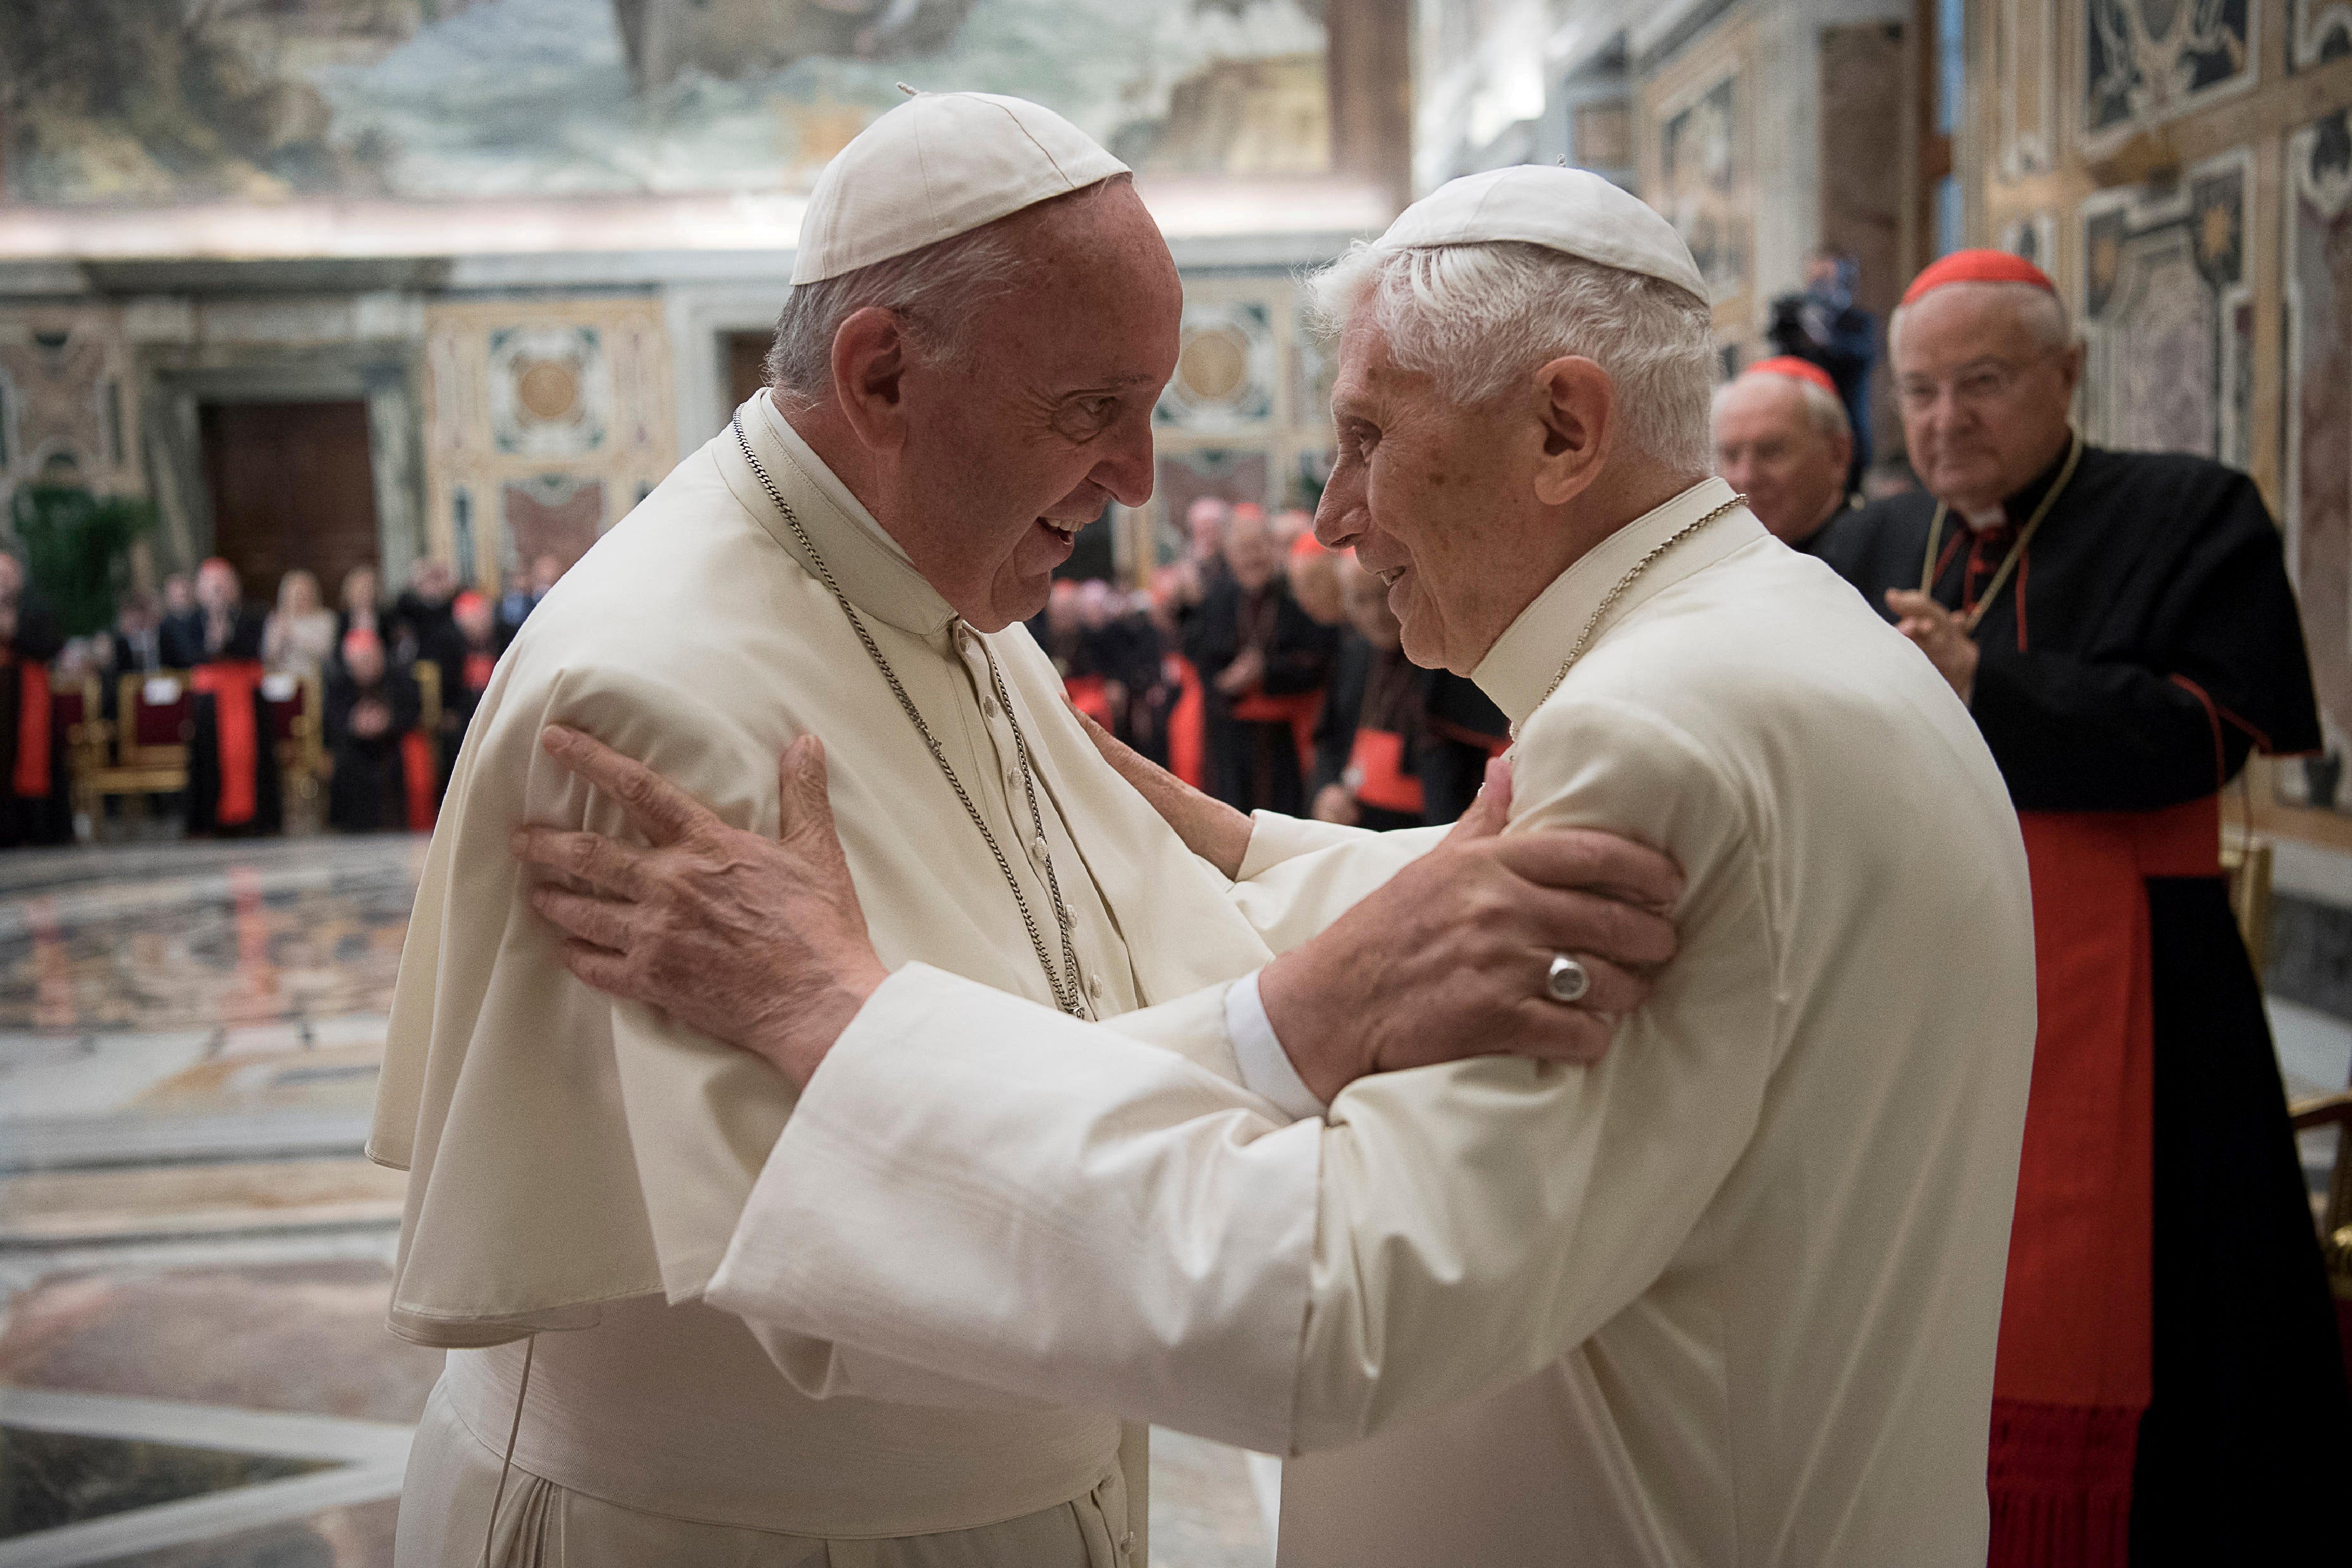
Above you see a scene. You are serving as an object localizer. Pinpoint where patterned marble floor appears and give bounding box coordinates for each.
[0,836,1272,1568]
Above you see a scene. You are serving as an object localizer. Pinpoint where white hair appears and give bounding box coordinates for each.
[1887,278,2071,361]
[1712,371,1851,443]
[1307,240,1717,475]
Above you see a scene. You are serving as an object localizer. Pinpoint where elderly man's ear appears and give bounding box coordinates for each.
[1531,355,1616,507]
[829,305,914,450]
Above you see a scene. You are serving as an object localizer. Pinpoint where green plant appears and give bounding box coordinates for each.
[8,482,156,637]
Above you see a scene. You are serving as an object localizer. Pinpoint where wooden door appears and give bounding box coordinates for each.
[199,401,379,604]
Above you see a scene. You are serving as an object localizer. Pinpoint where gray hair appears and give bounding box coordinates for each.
[1307,240,1717,475]
[765,226,1029,406]
[1712,370,1851,443]
[1887,279,2071,361]
[766,175,1134,407]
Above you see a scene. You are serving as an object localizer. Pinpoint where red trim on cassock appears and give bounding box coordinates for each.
[400,731,438,833]
[1989,795,2220,1566]
[189,661,265,827]
[1347,727,1424,816]
[1063,674,1115,731]
[1167,656,1205,790]
[1230,689,1322,773]
[2165,673,2227,791]
[13,660,50,799]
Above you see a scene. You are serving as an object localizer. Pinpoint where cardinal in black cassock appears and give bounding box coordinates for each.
[0,561,70,848]
[181,558,281,838]
[1823,250,2351,1568]
[1184,507,1335,815]
[324,630,423,834]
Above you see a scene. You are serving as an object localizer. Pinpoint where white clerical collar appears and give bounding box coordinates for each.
[1471,475,1758,726]
[720,393,956,639]
[1961,506,2007,534]
[756,390,912,565]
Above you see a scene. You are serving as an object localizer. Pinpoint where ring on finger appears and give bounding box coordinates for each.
[1545,952,1591,1005]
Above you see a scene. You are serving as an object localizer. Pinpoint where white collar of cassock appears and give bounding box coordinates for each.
[721,391,958,640]
[1471,475,1756,727]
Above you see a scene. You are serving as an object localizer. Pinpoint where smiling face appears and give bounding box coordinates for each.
[870,183,1180,632]
[1312,307,1563,674]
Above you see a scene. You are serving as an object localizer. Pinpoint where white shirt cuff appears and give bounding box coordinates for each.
[1225,969,1327,1122]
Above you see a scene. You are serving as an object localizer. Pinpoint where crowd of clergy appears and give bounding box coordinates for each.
[0,546,569,843]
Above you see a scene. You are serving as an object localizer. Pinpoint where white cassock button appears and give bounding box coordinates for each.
[1088,973,1105,1000]
[953,624,972,652]
[981,694,1000,718]
[1031,833,1050,864]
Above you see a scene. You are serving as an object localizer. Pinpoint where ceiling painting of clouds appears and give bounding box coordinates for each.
[0,0,1331,208]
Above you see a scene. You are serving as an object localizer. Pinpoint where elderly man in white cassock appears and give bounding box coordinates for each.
[374,95,1684,1567]
[518,166,2039,1565]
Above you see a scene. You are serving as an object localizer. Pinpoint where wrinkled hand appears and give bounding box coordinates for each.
[1885,589,1978,702]
[511,725,887,1089]
[1310,783,1360,826]
[1070,702,1253,877]
[1260,759,1682,1103]
[1213,647,1266,696]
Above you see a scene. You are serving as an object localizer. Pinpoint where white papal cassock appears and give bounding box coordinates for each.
[372,390,1354,1565]
[699,477,2040,1565]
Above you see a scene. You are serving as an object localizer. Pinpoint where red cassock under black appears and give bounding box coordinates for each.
[1822,442,2351,1567]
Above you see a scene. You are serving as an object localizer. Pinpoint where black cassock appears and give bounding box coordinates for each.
[1182,577,1335,816]
[1823,442,2351,1563]
[324,668,422,833]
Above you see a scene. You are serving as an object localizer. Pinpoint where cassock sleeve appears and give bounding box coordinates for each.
[704,694,1775,1455]
[1969,473,2318,810]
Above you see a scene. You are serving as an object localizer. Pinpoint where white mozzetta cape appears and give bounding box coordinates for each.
[706,479,2040,1565]
[367,393,1314,1541]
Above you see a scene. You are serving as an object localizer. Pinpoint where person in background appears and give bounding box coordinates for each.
[1767,247,1875,493]
[1828,248,2349,1564]
[109,591,163,677]
[496,553,565,652]
[335,564,384,658]
[1712,356,1859,553]
[391,558,458,670]
[1287,532,1344,627]
[1184,503,1335,814]
[262,568,338,683]
[1310,551,1425,830]
[324,628,422,834]
[156,573,196,663]
[182,558,280,838]
[433,589,501,801]
[0,554,69,847]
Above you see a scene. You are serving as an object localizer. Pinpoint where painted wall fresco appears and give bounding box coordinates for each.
[2080,150,2251,469]
[1639,20,1755,362]
[420,297,674,587]
[0,0,1330,208]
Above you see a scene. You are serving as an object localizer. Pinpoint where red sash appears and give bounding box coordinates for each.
[1347,726,1424,816]
[1232,689,1322,772]
[13,659,50,799]
[189,661,265,827]
[400,730,438,833]
[1168,656,1205,789]
[1063,674,1116,730]
[1988,793,2219,1567]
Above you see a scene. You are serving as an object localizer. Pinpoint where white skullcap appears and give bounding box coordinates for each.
[792,90,1130,285]
[1373,165,1708,303]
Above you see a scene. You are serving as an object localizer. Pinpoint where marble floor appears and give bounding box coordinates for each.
[0,836,1273,1568]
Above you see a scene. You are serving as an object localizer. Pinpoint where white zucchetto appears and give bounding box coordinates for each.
[792,90,1131,285]
[1374,165,1710,303]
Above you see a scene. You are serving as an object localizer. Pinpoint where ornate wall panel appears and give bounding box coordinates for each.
[2080,150,2253,467]
[1639,20,1757,363]
[1997,0,2061,176]
[420,298,673,588]
[2084,0,2258,150]
[0,307,139,511]
[2275,106,2352,809]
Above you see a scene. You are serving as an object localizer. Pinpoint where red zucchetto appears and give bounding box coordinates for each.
[1900,248,2057,306]
[1742,355,1841,396]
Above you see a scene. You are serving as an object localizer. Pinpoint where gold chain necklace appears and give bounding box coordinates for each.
[732,417,1091,1020]
[1917,429,2083,634]
[1514,493,1749,737]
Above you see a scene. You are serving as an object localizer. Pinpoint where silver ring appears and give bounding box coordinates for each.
[1545,953,1591,1005]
